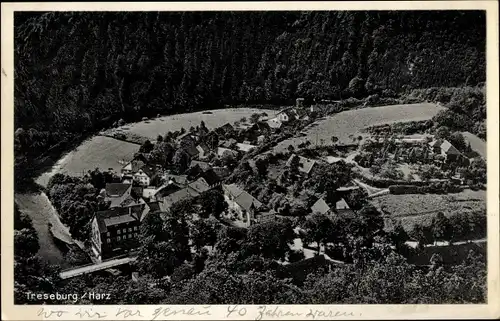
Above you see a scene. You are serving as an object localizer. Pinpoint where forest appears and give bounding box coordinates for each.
[14,11,485,188]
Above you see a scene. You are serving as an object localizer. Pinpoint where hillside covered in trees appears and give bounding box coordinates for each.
[14,11,485,187]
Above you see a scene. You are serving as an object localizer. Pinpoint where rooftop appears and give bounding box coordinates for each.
[223,184,263,212]
[190,160,212,171]
[311,198,331,215]
[105,183,132,197]
[236,143,256,152]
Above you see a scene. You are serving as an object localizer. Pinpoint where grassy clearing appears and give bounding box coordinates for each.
[372,189,486,231]
[462,131,486,159]
[111,108,278,140]
[35,136,140,187]
[273,103,444,153]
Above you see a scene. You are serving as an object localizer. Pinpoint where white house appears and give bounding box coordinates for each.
[222,184,263,228]
[132,169,150,187]
[267,118,283,129]
[276,107,298,122]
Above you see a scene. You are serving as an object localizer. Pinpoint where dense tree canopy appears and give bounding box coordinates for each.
[14,11,485,188]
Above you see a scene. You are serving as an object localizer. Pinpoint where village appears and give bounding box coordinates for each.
[85,98,486,267]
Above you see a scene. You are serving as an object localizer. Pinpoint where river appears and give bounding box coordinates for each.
[15,192,74,267]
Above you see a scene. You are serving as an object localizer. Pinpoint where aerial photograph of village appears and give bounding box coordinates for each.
[12,10,487,305]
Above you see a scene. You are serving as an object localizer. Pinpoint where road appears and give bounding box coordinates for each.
[405,238,486,249]
[60,256,137,280]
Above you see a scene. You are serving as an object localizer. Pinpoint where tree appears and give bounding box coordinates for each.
[139,140,155,154]
[244,218,295,260]
[190,219,219,251]
[172,148,191,174]
[331,136,339,145]
[198,190,227,219]
[137,240,184,279]
[431,212,452,244]
[150,142,174,167]
[302,213,336,254]
[215,226,247,255]
[410,223,435,249]
[254,157,269,178]
[388,221,409,251]
[435,126,451,140]
[250,113,260,124]
[14,228,40,258]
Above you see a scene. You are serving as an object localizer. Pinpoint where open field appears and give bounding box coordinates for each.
[273,103,444,153]
[36,136,139,187]
[371,189,486,231]
[110,108,278,140]
[462,131,486,159]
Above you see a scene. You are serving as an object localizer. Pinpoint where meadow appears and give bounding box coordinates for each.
[35,136,140,187]
[462,131,486,159]
[110,108,278,140]
[371,189,486,231]
[273,103,444,153]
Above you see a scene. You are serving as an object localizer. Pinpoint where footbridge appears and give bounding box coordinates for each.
[60,256,137,280]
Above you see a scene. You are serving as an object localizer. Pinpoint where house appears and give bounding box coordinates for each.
[159,187,200,212]
[246,122,271,137]
[154,180,184,199]
[255,210,277,224]
[121,159,146,177]
[204,131,220,150]
[90,205,145,262]
[285,154,317,176]
[161,174,188,186]
[187,177,211,194]
[142,187,157,200]
[217,147,239,158]
[183,144,200,159]
[236,143,256,153]
[429,139,462,162]
[178,132,197,148]
[219,138,238,149]
[334,198,353,215]
[276,107,298,122]
[212,166,231,179]
[196,143,211,159]
[190,160,212,171]
[214,123,234,137]
[102,183,133,208]
[311,198,331,215]
[267,118,283,129]
[132,169,151,187]
[222,184,263,227]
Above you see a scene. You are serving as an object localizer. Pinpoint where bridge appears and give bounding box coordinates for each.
[60,256,137,280]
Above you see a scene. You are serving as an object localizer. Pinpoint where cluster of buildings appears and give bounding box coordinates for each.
[89,99,319,262]
[370,135,466,165]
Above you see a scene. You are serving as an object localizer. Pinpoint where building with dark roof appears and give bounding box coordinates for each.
[429,139,462,162]
[214,123,235,137]
[103,183,133,208]
[159,187,200,212]
[190,160,212,171]
[90,205,144,262]
[90,199,162,262]
[222,184,264,227]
